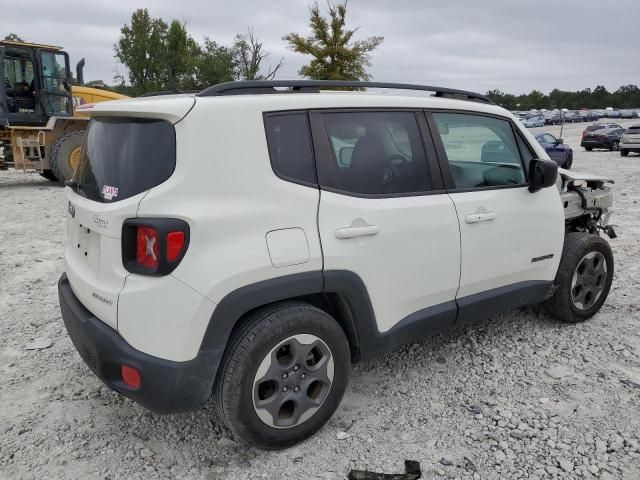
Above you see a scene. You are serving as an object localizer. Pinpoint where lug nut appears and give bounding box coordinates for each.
[301,373,306,379]
[293,365,299,371]
[282,386,288,392]
[294,386,300,392]
[282,373,288,379]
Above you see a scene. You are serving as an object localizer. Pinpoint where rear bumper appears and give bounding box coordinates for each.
[58,273,222,414]
[581,140,612,148]
[620,142,640,150]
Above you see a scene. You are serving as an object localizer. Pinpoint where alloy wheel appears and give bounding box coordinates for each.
[571,251,608,310]
[252,334,334,429]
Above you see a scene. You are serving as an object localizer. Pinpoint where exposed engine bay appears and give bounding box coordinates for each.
[559,169,616,238]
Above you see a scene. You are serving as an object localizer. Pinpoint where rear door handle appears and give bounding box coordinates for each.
[335,225,380,239]
[465,211,497,224]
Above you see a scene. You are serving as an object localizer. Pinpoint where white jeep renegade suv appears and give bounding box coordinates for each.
[59,80,616,449]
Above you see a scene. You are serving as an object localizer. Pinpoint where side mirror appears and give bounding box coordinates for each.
[528,158,558,193]
[555,138,564,144]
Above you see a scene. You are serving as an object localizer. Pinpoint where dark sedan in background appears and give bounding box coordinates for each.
[534,132,573,168]
[581,127,625,151]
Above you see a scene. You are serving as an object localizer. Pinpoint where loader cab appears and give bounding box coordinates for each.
[0,40,73,127]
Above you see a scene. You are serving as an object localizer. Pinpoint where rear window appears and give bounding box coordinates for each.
[72,117,176,202]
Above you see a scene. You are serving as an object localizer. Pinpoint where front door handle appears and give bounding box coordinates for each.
[465,211,497,224]
[335,225,380,239]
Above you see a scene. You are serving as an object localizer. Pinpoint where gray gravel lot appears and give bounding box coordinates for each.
[1,120,639,480]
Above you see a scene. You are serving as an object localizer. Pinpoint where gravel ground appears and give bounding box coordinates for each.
[1,119,639,480]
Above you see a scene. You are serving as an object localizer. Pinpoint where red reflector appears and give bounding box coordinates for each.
[136,226,158,269]
[166,231,185,262]
[121,365,141,388]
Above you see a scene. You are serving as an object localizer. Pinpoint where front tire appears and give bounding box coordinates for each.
[215,302,351,449]
[544,233,614,323]
[585,147,593,152]
[620,149,629,157]
[564,151,573,169]
[610,141,619,151]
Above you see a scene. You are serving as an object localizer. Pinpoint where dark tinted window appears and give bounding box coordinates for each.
[319,111,431,195]
[72,117,175,203]
[264,113,316,185]
[433,112,526,189]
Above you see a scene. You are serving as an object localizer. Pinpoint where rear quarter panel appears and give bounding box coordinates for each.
[136,98,323,304]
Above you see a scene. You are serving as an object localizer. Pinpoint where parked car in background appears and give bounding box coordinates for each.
[581,127,625,151]
[534,132,573,168]
[621,110,639,119]
[579,110,599,122]
[606,109,622,118]
[522,116,545,128]
[564,111,581,123]
[546,113,563,125]
[581,123,623,142]
[620,124,640,156]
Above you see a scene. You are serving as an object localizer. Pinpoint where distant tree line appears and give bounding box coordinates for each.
[486,85,640,111]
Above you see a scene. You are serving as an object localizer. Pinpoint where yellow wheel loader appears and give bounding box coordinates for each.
[0,40,127,183]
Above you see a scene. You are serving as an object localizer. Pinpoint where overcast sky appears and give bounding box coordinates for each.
[2,0,639,94]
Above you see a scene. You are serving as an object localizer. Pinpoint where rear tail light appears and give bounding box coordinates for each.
[122,218,190,275]
[166,231,186,261]
[136,226,158,269]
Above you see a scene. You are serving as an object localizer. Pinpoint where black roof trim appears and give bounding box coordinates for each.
[197,80,494,104]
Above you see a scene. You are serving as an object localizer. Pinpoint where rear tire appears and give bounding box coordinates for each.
[544,233,614,323]
[610,141,619,151]
[50,131,85,184]
[585,147,593,152]
[620,149,629,157]
[215,302,351,449]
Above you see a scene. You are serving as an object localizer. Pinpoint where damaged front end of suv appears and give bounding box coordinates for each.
[559,169,617,239]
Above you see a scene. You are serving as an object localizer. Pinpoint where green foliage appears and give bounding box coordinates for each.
[163,20,201,91]
[114,10,284,94]
[195,38,236,87]
[114,9,168,95]
[488,85,640,110]
[283,1,383,81]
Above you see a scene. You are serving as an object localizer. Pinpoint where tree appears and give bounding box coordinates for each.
[195,38,236,88]
[233,28,283,80]
[283,1,383,81]
[163,20,200,91]
[3,33,25,42]
[114,9,168,94]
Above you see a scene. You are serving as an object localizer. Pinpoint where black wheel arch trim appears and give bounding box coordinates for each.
[200,270,554,364]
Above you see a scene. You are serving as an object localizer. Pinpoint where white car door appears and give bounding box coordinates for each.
[428,111,564,321]
[311,110,461,338]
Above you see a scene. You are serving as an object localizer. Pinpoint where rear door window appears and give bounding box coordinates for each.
[72,117,176,202]
[317,111,432,195]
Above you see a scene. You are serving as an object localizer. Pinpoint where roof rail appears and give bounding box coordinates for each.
[138,90,199,98]
[197,80,494,104]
